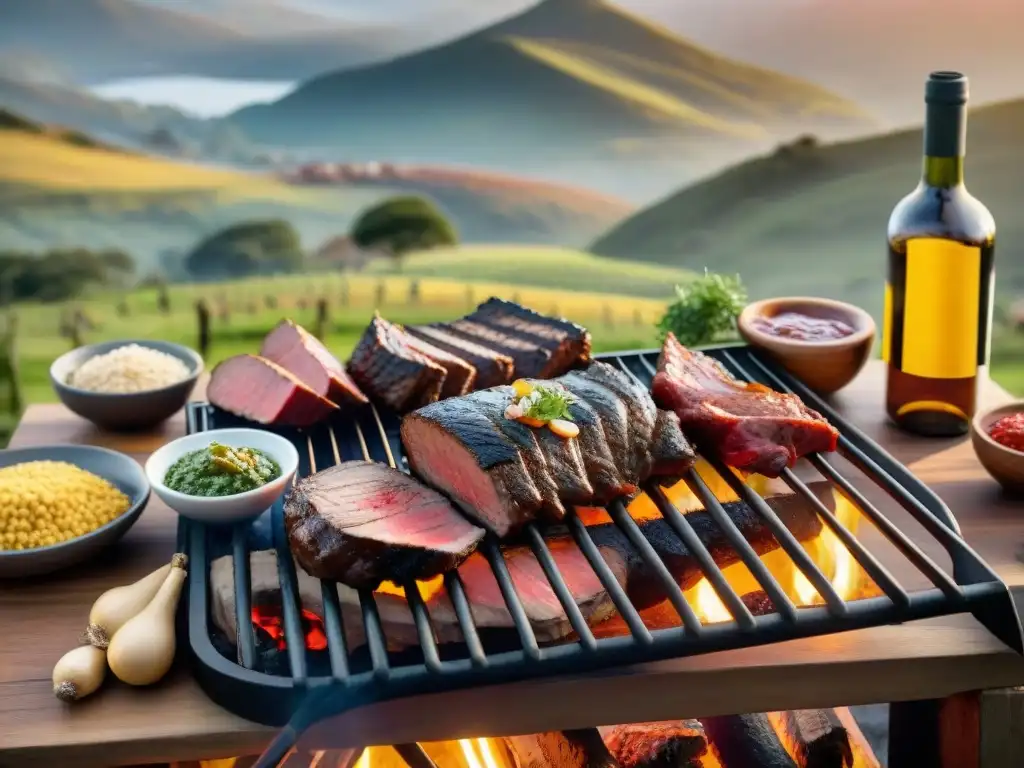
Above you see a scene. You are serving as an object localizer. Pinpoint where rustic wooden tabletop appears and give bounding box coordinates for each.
[2,362,1024,767]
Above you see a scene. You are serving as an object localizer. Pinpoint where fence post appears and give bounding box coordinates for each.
[340,278,349,308]
[2,313,22,416]
[314,298,329,341]
[196,299,211,359]
[70,309,84,350]
[375,280,386,308]
[465,285,474,309]
[157,282,170,315]
[603,304,614,328]
[409,279,421,306]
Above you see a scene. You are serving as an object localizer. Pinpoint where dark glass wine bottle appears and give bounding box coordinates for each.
[883,71,995,437]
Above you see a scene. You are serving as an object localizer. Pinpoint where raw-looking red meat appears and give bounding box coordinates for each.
[260,319,368,406]
[652,333,839,477]
[208,354,339,427]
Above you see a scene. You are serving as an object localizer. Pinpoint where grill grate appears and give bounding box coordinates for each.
[180,346,1022,763]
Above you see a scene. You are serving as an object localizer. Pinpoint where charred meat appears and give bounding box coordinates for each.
[401,362,696,536]
[347,314,447,412]
[652,333,840,477]
[285,461,485,589]
[208,354,339,427]
[260,319,368,406]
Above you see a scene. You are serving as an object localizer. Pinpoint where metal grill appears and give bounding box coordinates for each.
[180,346,1022,765]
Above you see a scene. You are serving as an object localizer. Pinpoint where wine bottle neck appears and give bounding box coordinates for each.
[922,101,966,187]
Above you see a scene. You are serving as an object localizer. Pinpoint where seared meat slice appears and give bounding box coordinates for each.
[404,334,477,398]
[401,395,543,536]
[260,319,368,406]
[650,410,696,483]
[469,297,592,376]
[440,318,553,380]
[653,334,840,477]
[432,537,627,643]
[208,354,339,427]
[406,324,514,389]
[347,314,447,412]
[599,721,709,768]
[284,461,485,589]
[402,364,696,535]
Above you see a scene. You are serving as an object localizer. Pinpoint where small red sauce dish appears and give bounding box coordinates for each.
[737,297,876,395]
[970,400,1024,493]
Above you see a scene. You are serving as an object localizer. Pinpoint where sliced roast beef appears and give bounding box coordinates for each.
[431,537,627,643]
[406,324,514,389]
[440,318,553,380]
[208,354,339,427]
[653,334,840,477]
[469,297,592,376]
[347,314,447,412]
[260,319,368,406]
[401,365,696,535]
[404,334,477,398]
[284,461,485,589]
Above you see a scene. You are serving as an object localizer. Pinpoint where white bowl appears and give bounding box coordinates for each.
[145,428,299,525]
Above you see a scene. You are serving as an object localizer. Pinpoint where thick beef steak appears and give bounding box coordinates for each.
[208,354,339,427]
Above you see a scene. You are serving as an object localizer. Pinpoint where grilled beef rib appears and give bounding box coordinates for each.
[284,461,485,589]
[652,333,839,477]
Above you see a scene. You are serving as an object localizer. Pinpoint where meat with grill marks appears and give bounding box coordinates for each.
[347,314,448,412]
[401,361,696,536]
[653,333,840,478]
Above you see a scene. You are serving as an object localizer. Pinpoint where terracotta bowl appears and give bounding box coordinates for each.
[971,400,1024,494]
[737,297,876,395]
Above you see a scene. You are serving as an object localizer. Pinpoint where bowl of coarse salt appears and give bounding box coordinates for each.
[50,340,204,431]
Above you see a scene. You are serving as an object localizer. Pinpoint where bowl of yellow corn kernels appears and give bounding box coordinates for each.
[0,445,150,578]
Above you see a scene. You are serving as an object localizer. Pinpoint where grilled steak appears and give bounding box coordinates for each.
[347,314,447,412]
[653,333,840,477]
[405,334,477,398]
[432,538,628,643]
[284,461,485,589]
[439,318,553,380]
[401,362,696,536]
[208,354,339,427]
[600,721,709,768]
[406,324,514,389]
[260,319,368,406]
[469,297,591,377]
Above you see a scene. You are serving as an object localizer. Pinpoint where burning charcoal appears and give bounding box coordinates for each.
[701,714,796,768]
[741,590,775,617]
[767,710,854,768]
[505,730,617,768]
[599,720,708,767]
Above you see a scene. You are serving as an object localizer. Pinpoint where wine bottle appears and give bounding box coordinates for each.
[883,71,995,437]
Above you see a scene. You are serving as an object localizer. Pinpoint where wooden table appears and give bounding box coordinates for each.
[2,362,1024,768]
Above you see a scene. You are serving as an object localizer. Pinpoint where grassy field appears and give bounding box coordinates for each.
[9,271,670,405]
[363,245,696,299]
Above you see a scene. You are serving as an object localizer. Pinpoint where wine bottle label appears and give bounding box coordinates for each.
[884,237,992,379]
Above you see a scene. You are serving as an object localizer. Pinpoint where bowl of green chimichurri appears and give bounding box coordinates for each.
[145,428,299,524]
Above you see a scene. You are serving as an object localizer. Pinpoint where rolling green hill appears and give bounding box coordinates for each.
[231,0,872,200]
[591,99,1024,319]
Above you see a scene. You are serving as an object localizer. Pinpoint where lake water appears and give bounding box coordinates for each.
[89,76,297,118]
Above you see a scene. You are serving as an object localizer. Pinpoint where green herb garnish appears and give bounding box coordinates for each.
[657,270,747,347]
[520,384,575,422]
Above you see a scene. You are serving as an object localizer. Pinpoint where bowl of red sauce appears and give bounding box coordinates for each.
[737,297,876,395]
[971,401,1024,493]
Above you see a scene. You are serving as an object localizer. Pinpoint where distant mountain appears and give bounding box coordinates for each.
[230,0,873,201]
[283,162,633,245]
[591,99,1024,318]
[625,0,1024,125]
[0,75,260,163]
[0,0,448,84]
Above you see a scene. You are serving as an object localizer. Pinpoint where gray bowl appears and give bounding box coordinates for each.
[0,445,151,578]
[50,339,203,431]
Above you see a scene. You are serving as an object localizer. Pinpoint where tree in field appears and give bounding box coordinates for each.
[350,196,457,272]
[186,219,304,280]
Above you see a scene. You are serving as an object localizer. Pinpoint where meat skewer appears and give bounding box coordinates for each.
[652,333,839,477]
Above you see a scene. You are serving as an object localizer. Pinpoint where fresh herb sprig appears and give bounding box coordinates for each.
[657,270,747,347]
[520,385,575,422]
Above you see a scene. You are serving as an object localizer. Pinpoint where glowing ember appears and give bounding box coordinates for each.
[251,605,327,651]
[476,738,501,768]
[460,739,484,768]
[374,574,445,600]
[694,579,732,624]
